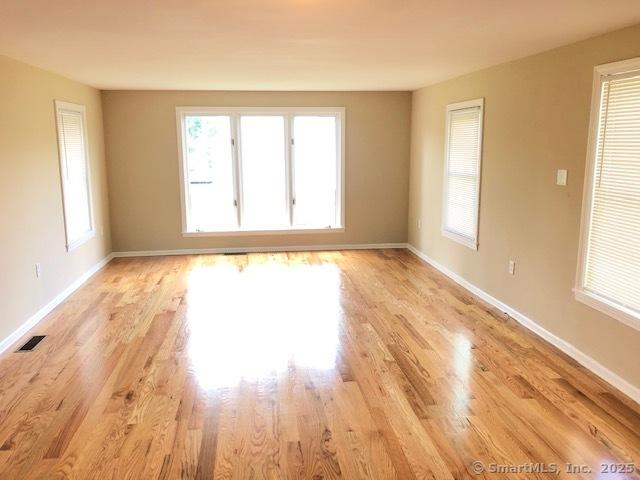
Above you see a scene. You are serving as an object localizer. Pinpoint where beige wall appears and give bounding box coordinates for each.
[408,24,640,389]
[102,91,411,252]
[0,55,111,343]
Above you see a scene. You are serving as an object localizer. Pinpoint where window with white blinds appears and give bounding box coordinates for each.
[54,101,94,251]
[576,58,640,330]
[442,98,484,249]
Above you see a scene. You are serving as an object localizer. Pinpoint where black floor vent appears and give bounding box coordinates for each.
[17,335,46,352]
[223,252,246,256]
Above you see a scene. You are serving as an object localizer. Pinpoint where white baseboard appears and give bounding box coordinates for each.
[113,243,406,257]
[0,253,114,355]
[406,244,640,404]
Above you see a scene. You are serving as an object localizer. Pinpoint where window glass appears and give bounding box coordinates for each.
[184,115,236,231]
[293,116,338,228]
[239,115,288,229]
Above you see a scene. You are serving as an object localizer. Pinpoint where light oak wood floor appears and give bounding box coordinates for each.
[0,250,638,479]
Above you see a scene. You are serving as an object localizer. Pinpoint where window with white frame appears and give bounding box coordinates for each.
[576,57,640,330]
[176,107,344,234]
[54,101,94,251]
[442,98,484,249]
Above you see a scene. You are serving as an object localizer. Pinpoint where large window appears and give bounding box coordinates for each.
[176,107,344,235]
[442,98,484,249]
[54,101,94,251]
[576,58,640,330]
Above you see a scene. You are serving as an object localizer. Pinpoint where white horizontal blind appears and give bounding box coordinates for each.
[443,104,482,247]
[55,102,93,250]
[584,71,640,314]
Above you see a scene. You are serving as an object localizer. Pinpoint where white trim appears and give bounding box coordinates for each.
[0,253,114,355]
[176,106,345,115]
[441,98,484,250]
[285,113,294,226]
[54,100,96,252]
[441,230,478,251]
[183,227,345,237]
[230,115,242,229]
[594,56,640,76]
[575,57,640,331]
[574,288,640,333]
[175,106,346,235]
[113,243,405,257]
[406,244,640,405]
[175,107,191,235]
[66,229,96,252]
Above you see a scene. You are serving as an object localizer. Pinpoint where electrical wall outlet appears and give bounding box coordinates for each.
[508,260,516,275]
[35,263,41,278]
[417,219,422,229]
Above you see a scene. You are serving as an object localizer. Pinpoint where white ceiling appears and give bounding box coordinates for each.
[1,0,639,91]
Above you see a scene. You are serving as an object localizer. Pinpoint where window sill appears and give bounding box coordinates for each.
[66,229,95,252]
[574,288,640,332]
[182,227,345,237]
[441,229,478,250]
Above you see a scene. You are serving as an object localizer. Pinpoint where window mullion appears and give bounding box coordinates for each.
[334,114,341,228]
[232,113,243,229]
[285,114,294,227]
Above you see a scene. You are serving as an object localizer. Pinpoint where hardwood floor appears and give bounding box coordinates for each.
[0,249,638,479]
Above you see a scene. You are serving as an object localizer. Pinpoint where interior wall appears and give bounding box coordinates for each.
[102,90,411,252]
[408,24,640,390]
[0,55,111,343]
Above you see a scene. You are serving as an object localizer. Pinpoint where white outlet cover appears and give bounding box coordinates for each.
[556,169,568,186]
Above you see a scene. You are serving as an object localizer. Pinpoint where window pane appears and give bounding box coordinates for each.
[184,116,236,231]
[239,116,287,229]
[293,116,338,227]
[59,109,92,244]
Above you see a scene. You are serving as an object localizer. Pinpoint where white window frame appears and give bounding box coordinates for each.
[574,57,640,332]
[176,106,345,236]
[54,100,95,251]
[441,98,484,250]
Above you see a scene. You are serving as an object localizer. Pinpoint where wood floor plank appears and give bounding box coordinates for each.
[0,249,638,479]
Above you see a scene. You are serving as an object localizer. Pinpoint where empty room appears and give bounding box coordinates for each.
[1,1,640,478]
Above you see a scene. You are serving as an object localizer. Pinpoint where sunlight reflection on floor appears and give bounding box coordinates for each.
[185,261,341,389]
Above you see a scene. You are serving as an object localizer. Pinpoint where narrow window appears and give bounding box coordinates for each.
[54,101,94,251]
[576,58,640,330]
[442,98,484,249]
